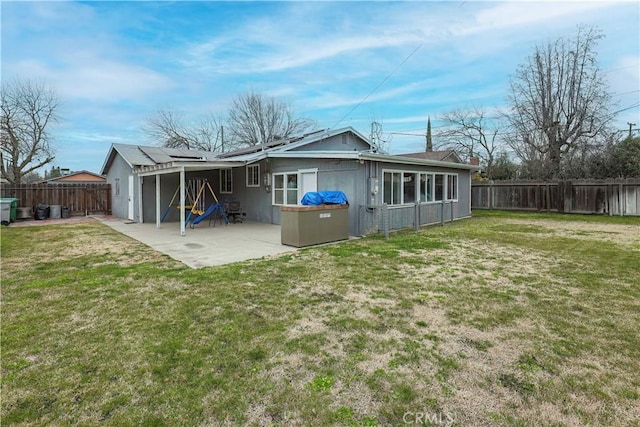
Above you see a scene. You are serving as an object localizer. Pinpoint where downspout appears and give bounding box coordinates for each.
[180,166,186,236]
[155,173,161,229]
[137,176,144,223]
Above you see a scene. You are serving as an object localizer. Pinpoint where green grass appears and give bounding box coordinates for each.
[1,213,639,426]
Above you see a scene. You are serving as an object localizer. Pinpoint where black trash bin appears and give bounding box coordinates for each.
[35,204,49,220]
[61,207,71,218]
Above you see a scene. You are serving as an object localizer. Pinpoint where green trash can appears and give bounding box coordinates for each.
[0,198,18,223]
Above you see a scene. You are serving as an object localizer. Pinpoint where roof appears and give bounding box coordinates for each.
[101,128,478,176]
[41,170,106,184]
[360,152,478,170]
[100,144,221,175]
[397,150,463,163]
[219,127,375,160]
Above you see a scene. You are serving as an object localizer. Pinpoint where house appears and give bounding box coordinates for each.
[41,170,107,184]
[100,127,479,236]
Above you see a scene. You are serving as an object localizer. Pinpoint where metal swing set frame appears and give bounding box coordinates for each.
[161,178,229,227]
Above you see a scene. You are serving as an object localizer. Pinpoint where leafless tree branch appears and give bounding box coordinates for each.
[227,92,315,147]
[1,79,60,184]
[505,25,612,179]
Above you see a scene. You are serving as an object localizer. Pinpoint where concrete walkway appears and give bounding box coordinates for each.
[98,217,297,268]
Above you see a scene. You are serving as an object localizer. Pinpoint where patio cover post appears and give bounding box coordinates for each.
[180,167,186,236]
[155,173,161,229]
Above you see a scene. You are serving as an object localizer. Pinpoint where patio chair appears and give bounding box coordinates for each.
[225,200,245,223]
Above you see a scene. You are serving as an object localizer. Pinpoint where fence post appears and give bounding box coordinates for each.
[619,183,624,216]
[450,201,454,223]
[414,202,420,231]
[382,204,389,239]
[440,201,445,226]
[489,181,494,210]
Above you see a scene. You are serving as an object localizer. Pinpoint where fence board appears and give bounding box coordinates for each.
[471,179,640,216]
[0,183,111,216]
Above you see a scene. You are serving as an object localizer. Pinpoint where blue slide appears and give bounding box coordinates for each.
[189,203,228,227]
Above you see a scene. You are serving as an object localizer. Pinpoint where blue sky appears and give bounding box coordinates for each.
[2,1,639,174]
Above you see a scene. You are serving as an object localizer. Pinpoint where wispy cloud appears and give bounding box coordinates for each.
[2,1,637,172]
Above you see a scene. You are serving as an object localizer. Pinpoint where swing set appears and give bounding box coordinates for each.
[161,178,229,227]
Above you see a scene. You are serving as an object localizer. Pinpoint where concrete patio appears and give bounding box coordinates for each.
[98,217,297,268]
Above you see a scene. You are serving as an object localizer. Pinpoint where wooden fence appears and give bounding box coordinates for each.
[471,179,640,216]
[0,183,111,216]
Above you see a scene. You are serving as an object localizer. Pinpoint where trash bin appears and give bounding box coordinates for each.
[16,207,33,220]
[49,204,62,219]
[35,204,49,220]
[61,207,71,218]
[281,191,349,247]
[0,198,18,223]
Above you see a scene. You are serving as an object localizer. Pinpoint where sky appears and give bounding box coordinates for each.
[2,1,639,174]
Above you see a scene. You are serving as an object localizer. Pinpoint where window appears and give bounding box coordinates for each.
[246,164,260,187]
[434,174,444,201]
[115,178,120,196]
[383,171,402,205]
[273,172,299,205]
[419,173,433,202]
[447,174,458,201]
[403,173,416,204]
[220,169,232,194]
[383,170,459,205]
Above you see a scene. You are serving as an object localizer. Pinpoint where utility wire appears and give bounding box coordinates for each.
[331,43,423,130]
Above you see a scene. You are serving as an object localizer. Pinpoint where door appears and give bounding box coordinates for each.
[300,170,317,202]
[128,175,134,220]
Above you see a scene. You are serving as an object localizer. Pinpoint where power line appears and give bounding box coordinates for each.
[612,89,640,96]
[612,103,640,115]
[604,64,639,74]
[331,44,423,130]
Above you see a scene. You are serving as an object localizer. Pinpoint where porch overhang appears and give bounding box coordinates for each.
[135,160,245,177]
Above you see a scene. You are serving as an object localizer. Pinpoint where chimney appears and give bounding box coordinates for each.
[469,157,480,166]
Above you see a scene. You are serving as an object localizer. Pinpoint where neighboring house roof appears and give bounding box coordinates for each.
[41,170,106,184]
[397,150,463,163]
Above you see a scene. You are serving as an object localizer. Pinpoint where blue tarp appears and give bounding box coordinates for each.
[301,191,349,206]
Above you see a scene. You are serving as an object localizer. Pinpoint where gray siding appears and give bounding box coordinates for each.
[141,165,274,225]
[266,157,363,235]
[289,132,370,152]
[355,160,472,235]
[106,154,137,221]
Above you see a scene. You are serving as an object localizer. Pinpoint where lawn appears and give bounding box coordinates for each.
[1,212,639,426]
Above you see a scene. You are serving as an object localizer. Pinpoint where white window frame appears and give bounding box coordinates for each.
[434,173,445,202]
[114,178,120,196]
[382,169,458,206]
[446,174,458,201]
[246,164,260,187]
[220,169,233,194]
[272,171,299,206]
[272,169,318,206]
[419,173,434,203]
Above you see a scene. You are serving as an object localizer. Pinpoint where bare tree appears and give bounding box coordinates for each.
[144,109,227,152]
[1,79,60,184]
[438,108,501,177]
[505,25,612,179]
[227,92,314,147]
